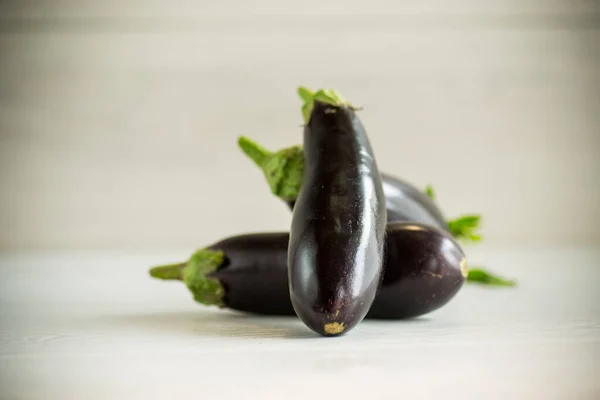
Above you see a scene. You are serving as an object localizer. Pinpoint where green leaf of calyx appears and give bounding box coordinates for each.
[182,249,226,307]
[297,86,315,103]
[467,267,517,287]
[297,86,354,124]
[313,89,348,107]
[447,214,483,243]
[424,185,436,201]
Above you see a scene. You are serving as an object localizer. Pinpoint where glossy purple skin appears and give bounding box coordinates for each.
[207,223,466,319]
[287,173,448,230]
[287,101,387,336]
[368,223,466,319]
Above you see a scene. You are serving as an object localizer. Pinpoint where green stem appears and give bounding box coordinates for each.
[237,136,305,201]
[237,136,272,168]
[467,267,517,287]
[148,249,227,308]
[149,262,186,280]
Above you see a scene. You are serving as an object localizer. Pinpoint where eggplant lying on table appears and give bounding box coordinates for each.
[149,223,469,320]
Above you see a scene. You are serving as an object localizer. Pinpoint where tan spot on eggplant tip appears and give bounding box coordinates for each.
[460,258,469,278]
[324,322,345,335]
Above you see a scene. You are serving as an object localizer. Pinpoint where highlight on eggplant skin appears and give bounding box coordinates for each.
[148,223,468,320]
[287,87,387,336]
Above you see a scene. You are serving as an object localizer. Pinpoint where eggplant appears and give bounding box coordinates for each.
[283,87,388,336]
[149,223,469,320]
[237,137,482,242]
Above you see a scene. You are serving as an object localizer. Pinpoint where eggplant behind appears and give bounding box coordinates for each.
[381,172,447,229]
[237,136,447,229]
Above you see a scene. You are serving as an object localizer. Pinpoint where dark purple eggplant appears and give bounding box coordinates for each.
[237,137,482,242]
[149,223,470,320]
[285,87,387,336]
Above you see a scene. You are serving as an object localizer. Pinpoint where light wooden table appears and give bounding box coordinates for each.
[1,246,599,399]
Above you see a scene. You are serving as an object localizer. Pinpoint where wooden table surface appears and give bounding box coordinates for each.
[1,246,599,399]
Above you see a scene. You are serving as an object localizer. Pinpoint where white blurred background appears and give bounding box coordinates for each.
[0,0,599,251]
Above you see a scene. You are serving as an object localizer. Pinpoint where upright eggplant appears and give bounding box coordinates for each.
[284,87,387,336]
[237,137,483,242]
[149,223,478,320]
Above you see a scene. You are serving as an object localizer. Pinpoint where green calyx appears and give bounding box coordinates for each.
[467,267,517,287]
[183,249,226,307]
[424,185,436,201]
[148,249,226,308]
[297,86,353,124]
[237,135,304,201]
